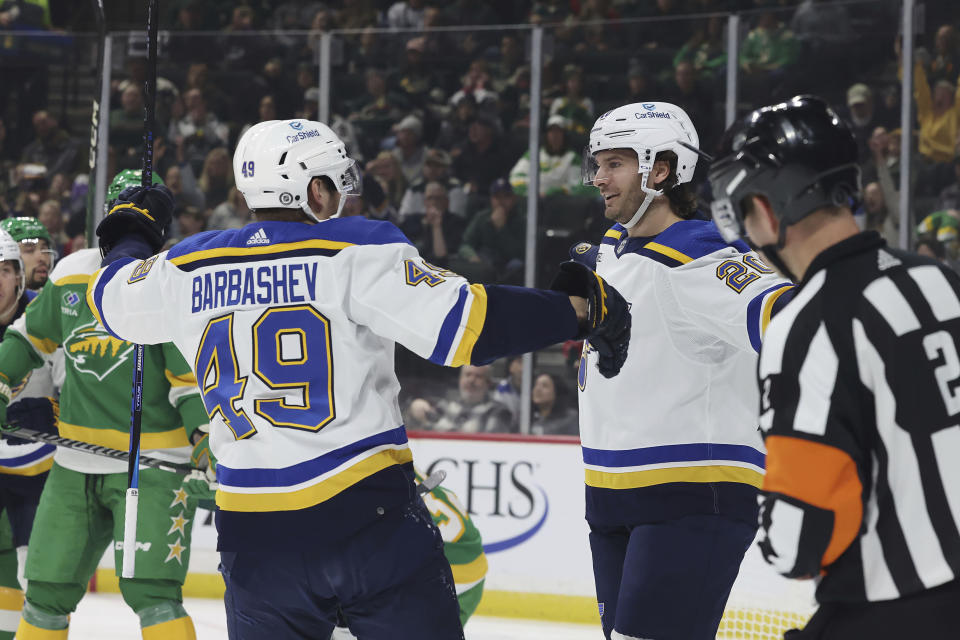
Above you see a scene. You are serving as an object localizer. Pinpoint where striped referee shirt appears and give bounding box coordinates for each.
[757,231,960,604]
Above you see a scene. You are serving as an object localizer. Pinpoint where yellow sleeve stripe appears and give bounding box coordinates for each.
[58,421,191,450]
[603,229,623,240]
[450,283,488,367]
[165,369,198,388]
[644,242,693,264]
[0,586,22,611]
[26,333,59,355]
[761,285,795,336]
[0,456,54,476]
[110,202,155,222]
[169,239,354,266]
[86,268,105,327]
[54,274,91,287]
[451,553,489,585]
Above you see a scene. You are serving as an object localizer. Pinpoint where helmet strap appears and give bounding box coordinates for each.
[621,171,663,229]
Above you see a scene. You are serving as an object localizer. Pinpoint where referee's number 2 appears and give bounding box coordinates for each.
[924,330,960,416]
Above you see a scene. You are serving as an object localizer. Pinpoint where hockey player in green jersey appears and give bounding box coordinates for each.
[0,170,209,640]
[0,217,57,292]
[0,228,58,639]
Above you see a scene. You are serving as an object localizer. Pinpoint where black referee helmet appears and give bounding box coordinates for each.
[708,95,862,247]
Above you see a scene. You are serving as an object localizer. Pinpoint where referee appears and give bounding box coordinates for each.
[708,95,960,639]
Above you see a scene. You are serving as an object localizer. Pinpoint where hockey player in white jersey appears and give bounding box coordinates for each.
[86,119,631,640]
[571,102,795,640]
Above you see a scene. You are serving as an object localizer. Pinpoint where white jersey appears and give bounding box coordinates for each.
[577,220,793,524]
[89,218,488,516]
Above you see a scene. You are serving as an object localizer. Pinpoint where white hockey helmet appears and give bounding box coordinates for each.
[233,119,362,223]
[0,229,25,310]
[583,102,700,228]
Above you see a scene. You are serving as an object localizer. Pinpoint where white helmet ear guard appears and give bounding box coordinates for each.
[233,119,363,223]
[0,229,24,312]
[584,102,700,228]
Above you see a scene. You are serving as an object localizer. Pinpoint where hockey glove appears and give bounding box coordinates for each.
[2,396,59,445]
[550,261,631,378]
[96,185,175,256]
[182,428,217,501]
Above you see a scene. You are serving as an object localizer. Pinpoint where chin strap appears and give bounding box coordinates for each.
[749,223,798,283]
[621,170,664,229]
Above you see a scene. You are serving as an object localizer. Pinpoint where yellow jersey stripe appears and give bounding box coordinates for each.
[585,465,763,490]
[16,620,68,639]
[58,421,191,450]
[216,447,414,512]
[25,333,58,355]
[169,239,355,266]
[0,456,53,477]
[451,552,488,585]
[165,369,198,388]
[450,284,488,367]
[86,269,105,327]
[0,586,22,611]
[643,242,693,264]
[761,285,795,336]
[55,273,91,287]
[603,229,623,240]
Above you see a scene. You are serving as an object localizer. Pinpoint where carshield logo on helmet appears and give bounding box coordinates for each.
[642,103,656,110]
[289,121,304,130]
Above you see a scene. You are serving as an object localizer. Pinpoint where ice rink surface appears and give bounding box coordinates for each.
[68,593,602,639]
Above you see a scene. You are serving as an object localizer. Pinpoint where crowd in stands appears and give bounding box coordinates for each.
[1,0,959,433]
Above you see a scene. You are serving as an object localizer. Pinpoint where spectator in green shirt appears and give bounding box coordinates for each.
[455,178,525,284]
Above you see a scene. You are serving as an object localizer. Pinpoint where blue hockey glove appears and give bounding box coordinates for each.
[550,261,631,378]
[96,184,175,255]
[2,396,59,444]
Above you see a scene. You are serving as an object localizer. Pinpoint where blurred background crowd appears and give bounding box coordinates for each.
[0,0,958,434]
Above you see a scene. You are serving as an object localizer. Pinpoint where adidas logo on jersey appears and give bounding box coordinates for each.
[246,228,270,245]
[877,249,901,271]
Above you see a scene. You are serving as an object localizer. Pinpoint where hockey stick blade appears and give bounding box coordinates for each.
[417,469,446,495]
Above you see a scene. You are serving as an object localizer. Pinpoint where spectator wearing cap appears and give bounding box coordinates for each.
[399,148,467,220]
[396,37,435,109]
[401,181,467,269]
[842,82,897,164]
[509,115,592,198]
[455,178,525,284]
[452,113,507,197]
[390,114,426,185]
[548,65,594,138]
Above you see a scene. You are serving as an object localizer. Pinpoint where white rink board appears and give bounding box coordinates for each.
[408,433,596,596]
[98,432,815,618]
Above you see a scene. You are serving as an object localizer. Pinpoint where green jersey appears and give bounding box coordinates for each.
[416,469,486,624]
[0,249,207,473]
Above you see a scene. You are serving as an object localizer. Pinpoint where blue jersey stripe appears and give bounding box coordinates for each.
[217,426,409,488]
[746,282,793,353]
[429,285,468,364]
[0,444,56,467]
[581,442,765,469]
[94,258,134,339]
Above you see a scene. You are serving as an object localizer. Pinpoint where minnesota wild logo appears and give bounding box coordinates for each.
[63,320,133,381]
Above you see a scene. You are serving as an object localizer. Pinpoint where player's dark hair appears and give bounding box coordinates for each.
[655,150,698,219]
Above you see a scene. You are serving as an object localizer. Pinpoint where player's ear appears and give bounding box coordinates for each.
[650,159,671,189]
[748,194,780,236]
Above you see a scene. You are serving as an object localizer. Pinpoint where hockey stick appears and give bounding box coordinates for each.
[1,424,193,474]
[84,0,106,247]
[122,0,159,580]
[417,469,446,495]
